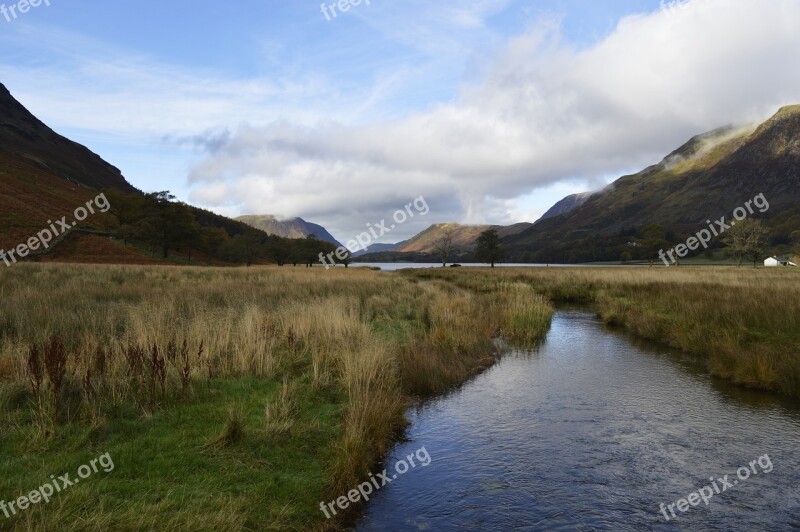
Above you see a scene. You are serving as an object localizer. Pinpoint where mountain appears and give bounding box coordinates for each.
[393,222,533,254]
[0,83,337,266]
[497,222,535,238]
[535,192,593,223]
[0,83,138,251]
[503,107,800,263]
[236,215,342,247]
[355,222,534,262]
[0,83,135,193]
[395,223,491,253]
[351,242,405,257]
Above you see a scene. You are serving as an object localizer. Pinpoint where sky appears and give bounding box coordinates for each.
[2,0,800,246]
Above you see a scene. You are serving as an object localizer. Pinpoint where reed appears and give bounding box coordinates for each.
[405,266,800,397]
[0,263,553,529]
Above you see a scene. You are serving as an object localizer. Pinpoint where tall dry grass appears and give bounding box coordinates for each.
[0,263,553,510]
[405,266,800,397]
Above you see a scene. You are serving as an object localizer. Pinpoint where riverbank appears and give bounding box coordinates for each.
[404,266,800,399]
[3,264,796,529]
[356,307,800,530]
[0,264,552,530]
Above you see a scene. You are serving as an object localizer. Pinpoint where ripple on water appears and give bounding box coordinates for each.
[356,309,800,531]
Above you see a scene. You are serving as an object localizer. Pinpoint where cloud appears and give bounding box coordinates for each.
[0,24,383,137]
[187,0,800,239]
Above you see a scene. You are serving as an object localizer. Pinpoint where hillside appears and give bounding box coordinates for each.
[0,84,337,266]
[236,215,342,247]
[0,83,133,250]
[351,242,405,257]
[395,223,490,253]
[503,107,800,263]
[535,192,593,223]
[395,222,532,253]
[0,83,135,193]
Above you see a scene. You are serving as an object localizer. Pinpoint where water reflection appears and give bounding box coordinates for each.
[356,309,800,531]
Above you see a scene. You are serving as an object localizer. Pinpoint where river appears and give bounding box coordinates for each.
[355,308,800,530]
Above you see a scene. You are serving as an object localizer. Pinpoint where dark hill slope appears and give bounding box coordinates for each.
[0,83,135,193]
[503,107,800,263]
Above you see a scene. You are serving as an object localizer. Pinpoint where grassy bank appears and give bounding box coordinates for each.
[0,264,552,530]
[404,266,800,398]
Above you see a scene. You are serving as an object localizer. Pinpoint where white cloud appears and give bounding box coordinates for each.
[2,0,798,243]
[187,0,800,239]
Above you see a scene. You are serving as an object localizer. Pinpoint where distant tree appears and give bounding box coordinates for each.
[640,224,671,267]
[132,218,159,256]
[203,227,231,257]
[135,191,202,259]
[172,205,203,262]
[118,224,137,247]
[792,231,800,262]
[341,249,352,268]
[475,229,504,268]
[227,232,265,266]
[724,219,770,267]
[266,238,291,266]
[434,227,454,267]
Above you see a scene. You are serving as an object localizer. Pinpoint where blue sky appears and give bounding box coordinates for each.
[2,0,799,245]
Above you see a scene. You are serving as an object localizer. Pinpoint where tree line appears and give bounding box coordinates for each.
[103,190,339,266]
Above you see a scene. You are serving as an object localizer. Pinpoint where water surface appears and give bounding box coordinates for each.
[356,309,800,530]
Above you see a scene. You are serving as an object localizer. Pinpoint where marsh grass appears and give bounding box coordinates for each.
[208,407,246,449]
[406,266,800,398]
[264,377,298,439]
[0,263,552,529]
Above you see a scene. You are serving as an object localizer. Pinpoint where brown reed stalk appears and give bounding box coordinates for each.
[166,338,177,363]
[149,344,166,406]
[82,368,94,402]
[124,343,145,377]
[180,339,191,395]
[43,335,67,424]
[94,344,107,379]
[27,343,43,407]
[286,326,296,348]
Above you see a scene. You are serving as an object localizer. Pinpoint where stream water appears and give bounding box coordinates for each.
[356,308,800,530]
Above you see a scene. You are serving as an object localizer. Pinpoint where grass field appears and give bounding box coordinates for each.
[1,264,798,529]
[404,266,800,398]
[0,264,552,530]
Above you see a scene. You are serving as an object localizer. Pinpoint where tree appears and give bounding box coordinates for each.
[475,229,504,267]
[118,224,137,247]
[265,237,291,266]
[640,224,671,267]
[723,219,769,267]
[791,231,800,263]
[172,205,203,262]
[434,227,454,267]
[340,249,352,268]
[203,227,231,257]
[135,192,200,259]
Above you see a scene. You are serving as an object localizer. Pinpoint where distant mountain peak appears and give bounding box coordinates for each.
[535,192,594,223]
[236,214,342,247]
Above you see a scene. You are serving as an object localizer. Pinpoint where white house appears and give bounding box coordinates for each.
[764,256,798,267]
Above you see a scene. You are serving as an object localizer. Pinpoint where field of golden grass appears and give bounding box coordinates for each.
[0,263,552,530]
[3,263,797,529]
[405,266,800,398]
